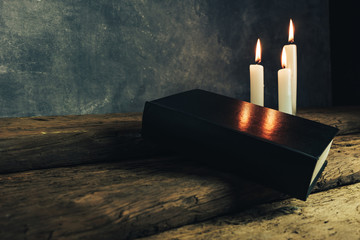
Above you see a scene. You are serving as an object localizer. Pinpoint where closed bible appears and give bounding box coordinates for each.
[141,89,339,200]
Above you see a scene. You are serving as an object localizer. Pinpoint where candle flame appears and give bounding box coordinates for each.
[281,47,287,68]
[288,19,295,43]
[255,38,261,63]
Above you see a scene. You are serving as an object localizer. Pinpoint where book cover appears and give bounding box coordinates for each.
[141,89,339,200]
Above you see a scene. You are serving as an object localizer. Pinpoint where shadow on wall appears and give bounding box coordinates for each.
[0,0,330,117]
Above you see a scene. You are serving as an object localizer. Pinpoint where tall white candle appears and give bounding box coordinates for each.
[278,47,292,114]
[249,39,264,106]
[284,19,297,115]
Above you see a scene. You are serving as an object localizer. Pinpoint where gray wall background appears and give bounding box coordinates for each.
[0,0,331,117]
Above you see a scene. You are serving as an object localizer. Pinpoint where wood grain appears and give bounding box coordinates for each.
[0,113,142,138]
[0,113,168,173]
[0,132,359,239]
[297,106,360,135]
[141,182,360,240]
[314,133,360,191]
[0,108,359,239]
[1,107,359,174]
[0,159,278,240]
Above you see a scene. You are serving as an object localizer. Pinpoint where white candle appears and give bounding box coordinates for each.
[278,47,292,114]
[249,39,264,106]
[284,19,297,115]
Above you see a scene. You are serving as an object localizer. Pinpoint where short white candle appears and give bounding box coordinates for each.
[249,39,264,106]
[284,19,297,115]
[278,47,292,114]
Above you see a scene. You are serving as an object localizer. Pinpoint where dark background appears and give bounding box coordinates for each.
[329,0,360,106]
[0,0,355,118]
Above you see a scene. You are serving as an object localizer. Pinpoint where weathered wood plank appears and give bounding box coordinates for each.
[0,107,359,174]
[314,133,360,191]
[1,107,359,138]
[0,113,170,173]
[0,132,359,239]
[0,113,142,138]
[141,182,360,240]
[0,159,279,240]
[297,106,360,135]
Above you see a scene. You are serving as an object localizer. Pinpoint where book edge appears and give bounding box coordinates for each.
[147,99,325,161]
[309,140,333,185]
[305,160,328,200]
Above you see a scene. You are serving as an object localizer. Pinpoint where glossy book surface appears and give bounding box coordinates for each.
[142,89,339,200]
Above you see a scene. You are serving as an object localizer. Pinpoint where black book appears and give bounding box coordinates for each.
[141,89,339,200]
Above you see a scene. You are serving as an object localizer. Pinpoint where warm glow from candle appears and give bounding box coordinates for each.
[237,103,251,131]
[260,110,277,139]
[255,38,261,63]
[288,19,294,43]
[281,47,287,68]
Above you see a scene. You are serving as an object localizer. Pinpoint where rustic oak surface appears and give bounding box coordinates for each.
[0,107,359,174]
[0,113,154,173]
[297,106,360,135]
[0,159,278,240]
[0,107,359,239]
[1,107,359,138]
[313,133,360,192]
[141,182,360,240]
[0,139,359,240]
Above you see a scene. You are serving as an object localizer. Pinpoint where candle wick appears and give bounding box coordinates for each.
[256,59,261,64]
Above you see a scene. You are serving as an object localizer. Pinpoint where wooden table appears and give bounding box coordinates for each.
[0,107,359,240]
